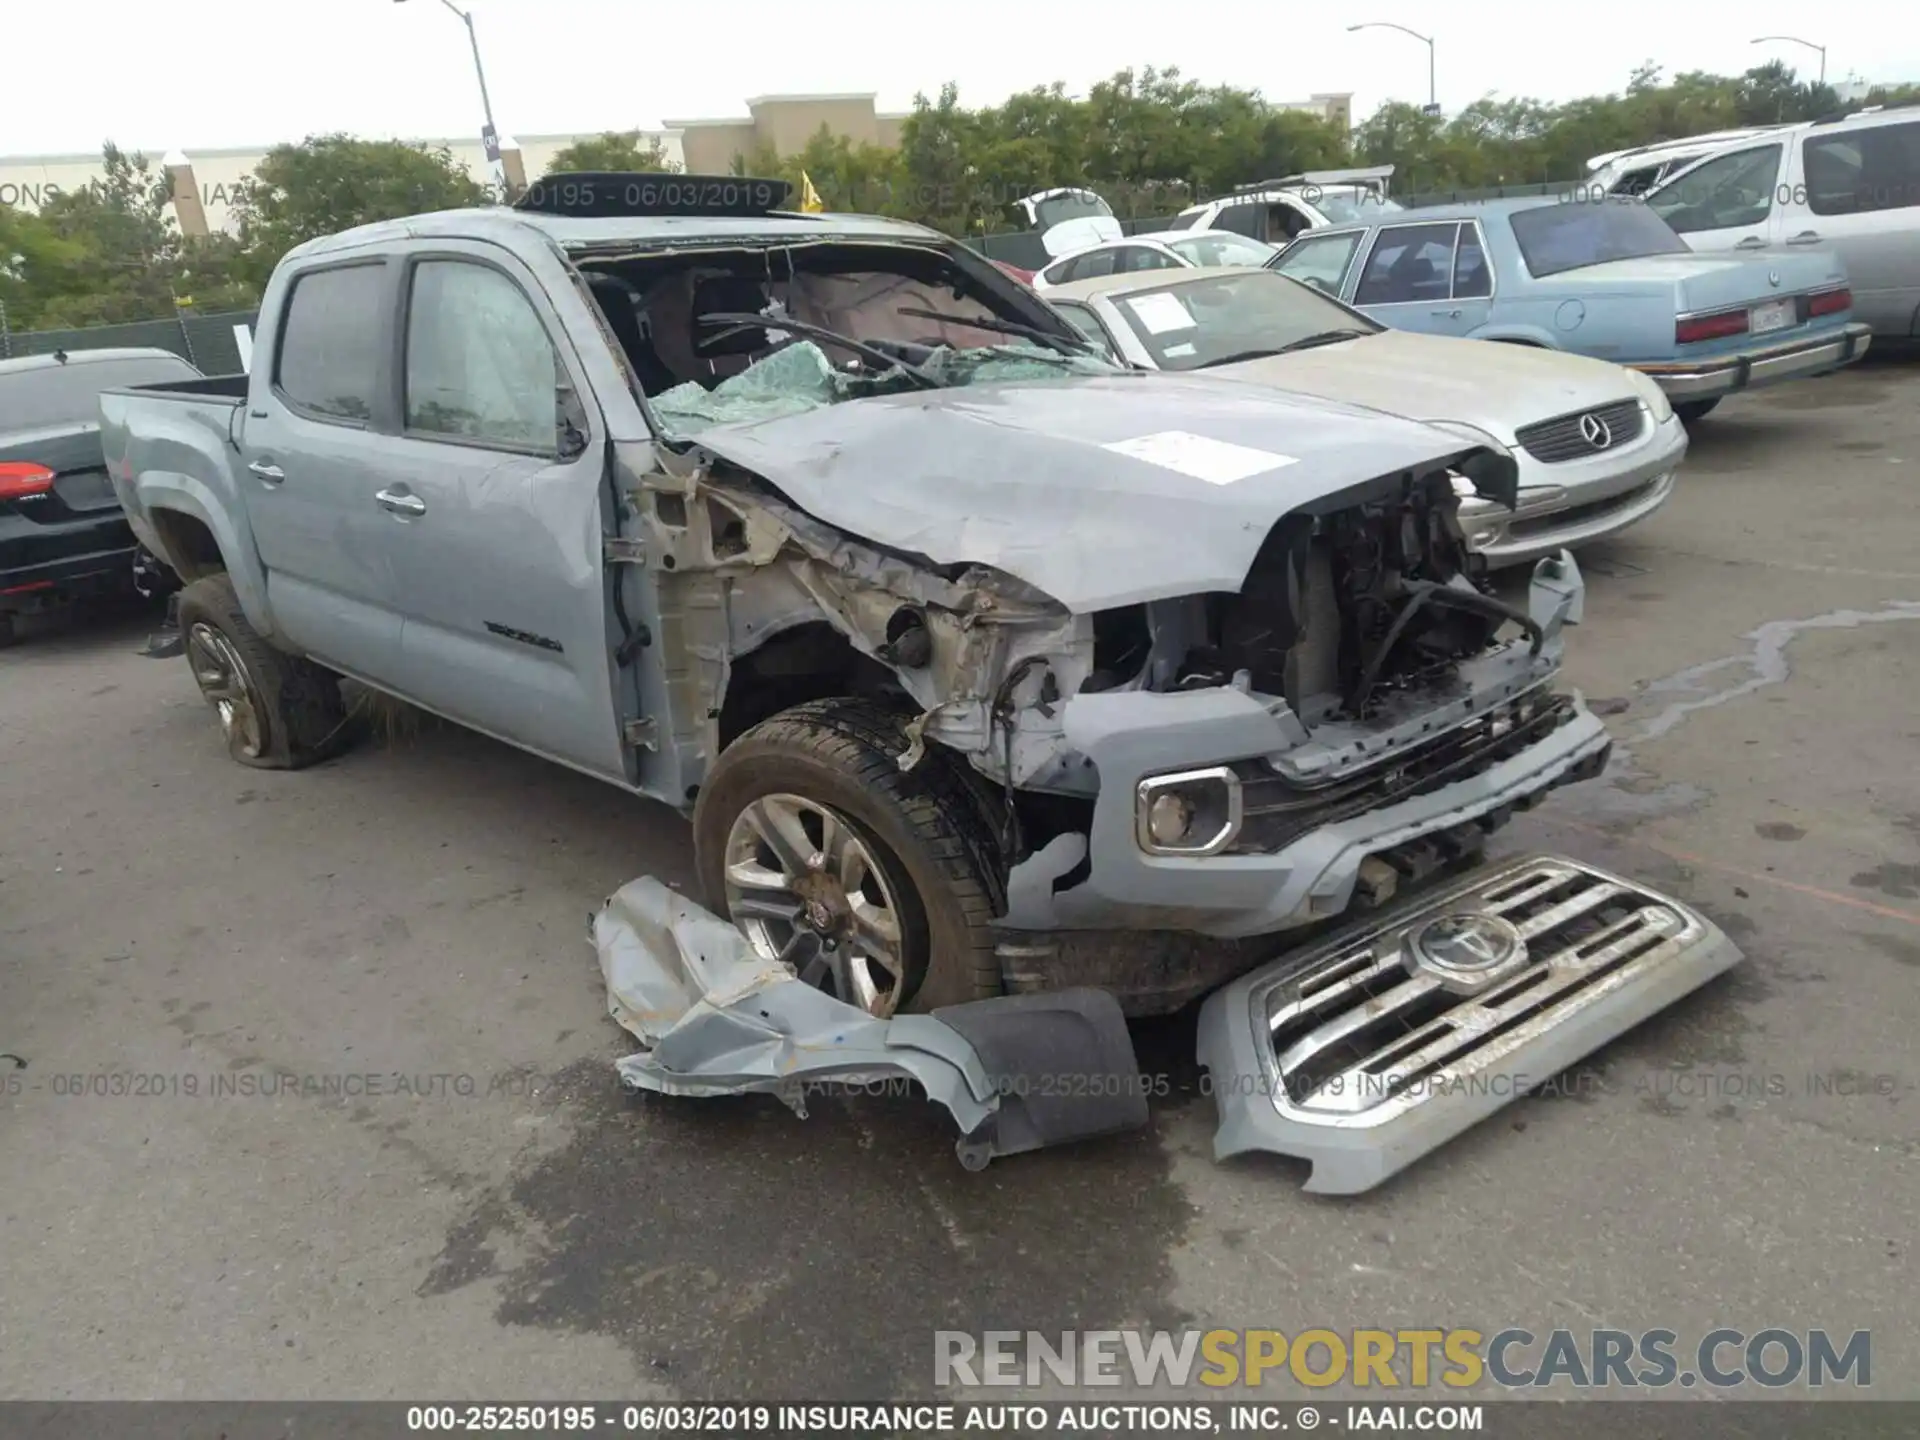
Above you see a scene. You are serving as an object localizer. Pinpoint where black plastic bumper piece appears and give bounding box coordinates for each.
[932,987,1149,1170]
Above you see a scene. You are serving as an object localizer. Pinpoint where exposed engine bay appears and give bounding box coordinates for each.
[585,233,1606,1013]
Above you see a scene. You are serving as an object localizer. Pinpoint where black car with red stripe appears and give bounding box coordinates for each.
[1,347,201,645]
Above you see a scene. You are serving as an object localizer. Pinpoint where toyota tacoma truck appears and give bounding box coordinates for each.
[101,175,1741,1191]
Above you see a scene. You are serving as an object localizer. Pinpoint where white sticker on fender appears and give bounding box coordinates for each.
[1101,430,1299,485]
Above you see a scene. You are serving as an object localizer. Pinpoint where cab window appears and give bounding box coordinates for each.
[1647,144,1784,232]
[404,260,563,453]
[1271,231,1363,295]
[1353,223,1460,305]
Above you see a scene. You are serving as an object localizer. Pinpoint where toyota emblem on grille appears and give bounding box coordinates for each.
[1405,912,1529,994]
[1578,412,1613,450]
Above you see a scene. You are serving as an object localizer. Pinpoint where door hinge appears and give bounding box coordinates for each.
[605,536,646,563]
[623,717,659,751]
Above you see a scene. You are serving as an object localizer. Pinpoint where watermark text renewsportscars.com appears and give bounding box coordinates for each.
[936,1327,1872,1391]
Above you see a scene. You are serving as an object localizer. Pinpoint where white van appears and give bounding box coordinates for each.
[1584,127,1794,197]
[1644,105,1920,338]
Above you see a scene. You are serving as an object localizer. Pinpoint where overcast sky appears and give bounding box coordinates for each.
[10,0,1904,156]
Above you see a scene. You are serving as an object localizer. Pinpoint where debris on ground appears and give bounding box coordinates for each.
[592,877,1149,1168]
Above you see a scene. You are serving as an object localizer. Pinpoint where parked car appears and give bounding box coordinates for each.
[0,346,200,646]
[1170,166,1402,244]
[1266,195,1872,421]
[1643,104,1920,339]
[1031,230,1278,290]
[102,174,1745,1191]
[1583,126,1794,198]
[1043,265,1687,568]
[1011,187,1124,259]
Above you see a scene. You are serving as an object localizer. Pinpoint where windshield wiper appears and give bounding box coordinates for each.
[1272,328,1373,354]
[699,313,942,389]
[893,305,1111,361]
[1191,329,1372,368]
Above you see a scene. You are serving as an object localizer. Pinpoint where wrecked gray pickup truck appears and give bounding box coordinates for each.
[103,175,1740,1190]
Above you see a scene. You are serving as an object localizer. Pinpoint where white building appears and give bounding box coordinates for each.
[0,130,685,235]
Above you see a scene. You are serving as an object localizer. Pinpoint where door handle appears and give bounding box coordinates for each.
[1734,236,1767,250]
[375,488,427,517]
[1786,231,1822,245]
[1431,308,1461,318]
[247,461,285,485]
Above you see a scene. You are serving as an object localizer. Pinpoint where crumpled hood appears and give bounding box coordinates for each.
[687,371,1495,611]
[1218,331,1645,445]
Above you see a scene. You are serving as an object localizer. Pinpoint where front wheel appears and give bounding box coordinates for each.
[692,698,1005,1017]
[176,574,352,769]
[1674,398,1720,423]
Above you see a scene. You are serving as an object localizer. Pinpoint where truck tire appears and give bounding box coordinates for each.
[693,698,1005,1017]
[176,573,351,770]
[1675,398,1720,423]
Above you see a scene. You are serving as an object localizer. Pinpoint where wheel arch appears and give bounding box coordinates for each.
[140,482,274,636]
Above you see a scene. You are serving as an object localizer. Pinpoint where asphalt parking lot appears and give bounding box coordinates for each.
[3,356,1918,1404]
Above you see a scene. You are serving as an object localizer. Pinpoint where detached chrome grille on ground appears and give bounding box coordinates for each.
[1195,854,1743,1194]
[1514,400,1646,463]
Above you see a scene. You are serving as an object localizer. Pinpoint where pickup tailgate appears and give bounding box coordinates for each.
[98,383,246,540]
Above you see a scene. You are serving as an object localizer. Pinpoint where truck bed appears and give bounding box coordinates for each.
[111,373,249,403]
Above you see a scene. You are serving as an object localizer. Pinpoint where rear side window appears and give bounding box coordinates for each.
[1354,223,1460,305]
[1163,210,1203,231]
[0,353,198,432]
[276,264,387,423]
[1805,121,1920,215]
[1453,226,1492,298]
[1212,202,1263,239]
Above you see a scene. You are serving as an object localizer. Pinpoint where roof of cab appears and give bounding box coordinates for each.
[284,206,950,262]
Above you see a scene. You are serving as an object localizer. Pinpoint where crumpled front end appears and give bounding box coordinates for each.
[595,877,1149,1168]
[1195,854,1744,1194]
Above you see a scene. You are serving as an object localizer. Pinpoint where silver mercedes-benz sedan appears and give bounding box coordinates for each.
[1042,265,1688,568]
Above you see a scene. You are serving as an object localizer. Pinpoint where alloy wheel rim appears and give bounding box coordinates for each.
[723,792,908,1017]
[185,622,265,759]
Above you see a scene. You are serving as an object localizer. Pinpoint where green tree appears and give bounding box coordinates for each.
[229,134,487,290]
[31,144,184,326]
[543,131,677,175]
[0,203,91,332]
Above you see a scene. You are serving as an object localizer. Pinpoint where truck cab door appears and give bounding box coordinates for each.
[240,258,406,682]
[1646,142,1789,254]
[369,241,628,781]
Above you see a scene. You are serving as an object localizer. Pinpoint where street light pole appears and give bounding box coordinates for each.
[395,0,506,191]
[1750,34,1827,86]
[1349,22,1438,115]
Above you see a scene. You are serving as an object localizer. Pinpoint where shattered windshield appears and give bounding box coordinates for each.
[613,260,1127,439]
[651,338,1116,436]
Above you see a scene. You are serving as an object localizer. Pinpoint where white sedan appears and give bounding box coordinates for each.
[1029,230,1278,292]
[1042,266,1688,569]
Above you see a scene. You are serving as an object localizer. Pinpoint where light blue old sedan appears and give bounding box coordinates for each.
[1266,195,1872,421]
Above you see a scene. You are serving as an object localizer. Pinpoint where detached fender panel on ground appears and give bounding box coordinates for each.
[593,877,1149,1168]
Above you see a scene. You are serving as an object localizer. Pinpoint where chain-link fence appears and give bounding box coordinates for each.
[0,308,259,375]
